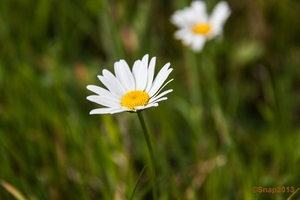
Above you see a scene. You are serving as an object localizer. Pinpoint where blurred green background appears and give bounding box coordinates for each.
[1,0,300,199]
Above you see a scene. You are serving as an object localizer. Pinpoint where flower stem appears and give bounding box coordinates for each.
[185,50,202,106]
[200,50,232,149]
[137,111,157,200]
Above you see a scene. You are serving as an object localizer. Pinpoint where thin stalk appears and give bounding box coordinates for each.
[185,50,202,106]
[200,51,231,149]
[137,111,157,200]
[183,50,203,141]
[287,188,300,200]
[129,165,147,200]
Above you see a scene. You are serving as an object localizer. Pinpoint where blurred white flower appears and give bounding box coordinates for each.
[170,1,231,52]
[86,54,173,114]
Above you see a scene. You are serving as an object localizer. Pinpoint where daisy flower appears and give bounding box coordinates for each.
[170,0,231,52]
[86,54,173,114]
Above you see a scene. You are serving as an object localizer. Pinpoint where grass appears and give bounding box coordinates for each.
[1,0,300,199]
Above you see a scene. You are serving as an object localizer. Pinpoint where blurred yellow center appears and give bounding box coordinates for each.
[121,90,150,110]
[192,23,211,35]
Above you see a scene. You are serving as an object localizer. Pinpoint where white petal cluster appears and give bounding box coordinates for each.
[86,54,173,114]
[170,1,231,52]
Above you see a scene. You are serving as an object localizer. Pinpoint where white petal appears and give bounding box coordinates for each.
[86,85,116,99]
[87,95,120,107]
[172,8,192,27]
[182,8,197,26]
[141,54,149,66]
[110,108,129,114]
[174,29,190,40]
[148,63,173,97]
[191,1,207,12]
[143,103,159,109]
[135,105,146,110]
[145,57,156,92]
[181,32,196,45]
[132,60,148,91]
[191,36,206,52]
[90,108,111,114]
[151,97,168,104]
[209,1,231,32]
[170,11,189,28]
[135,103,158,111]
[114,60,135,92]
[191,1,208,22]
[90,108,124,115]
[98,74,124,98]
[149,89,173,104]
[150,79,173,99]
[121,106,133,112]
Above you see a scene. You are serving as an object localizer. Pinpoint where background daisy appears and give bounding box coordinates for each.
[170,1,231,52]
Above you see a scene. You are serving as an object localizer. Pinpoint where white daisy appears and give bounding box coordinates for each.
[170,0,231,52]
[86,54,173,114]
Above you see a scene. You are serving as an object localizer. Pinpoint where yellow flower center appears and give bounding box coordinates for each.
[192,23,211,35]
[121,90,150,110]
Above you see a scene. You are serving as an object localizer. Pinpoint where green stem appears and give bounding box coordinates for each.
[137,111,157,200]
[200,51,231,149]
[129,165,147,200]
[185,50,202,106]
[287,188,300,200]
[183,50,203,141]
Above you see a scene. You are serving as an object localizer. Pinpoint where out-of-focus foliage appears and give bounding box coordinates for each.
[1,0,300,199]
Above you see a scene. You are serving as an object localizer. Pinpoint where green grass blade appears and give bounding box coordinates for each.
[129,165,147,200]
